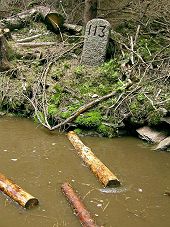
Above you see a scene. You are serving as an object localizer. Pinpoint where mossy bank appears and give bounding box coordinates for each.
[0,14,170,137]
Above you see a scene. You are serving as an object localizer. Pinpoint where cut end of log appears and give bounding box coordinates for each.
[25,198,39,209]
[45,13,65,32]
[106,179,121,188]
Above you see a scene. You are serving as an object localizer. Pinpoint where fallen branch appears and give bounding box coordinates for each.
[0,172,39,209]
[16,32,49,43]
[67,131,120,187]
[51,81,131,130]
[17,42,57,47]
[61,182,98,227]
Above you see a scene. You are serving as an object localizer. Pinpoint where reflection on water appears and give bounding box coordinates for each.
[0,117,170,227]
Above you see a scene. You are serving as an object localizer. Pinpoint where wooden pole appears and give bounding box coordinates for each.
[0,173,39,209]
[67,131,120,187]
[61,182,98,227]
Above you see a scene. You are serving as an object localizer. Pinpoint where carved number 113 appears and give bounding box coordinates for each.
[88,25,106,38]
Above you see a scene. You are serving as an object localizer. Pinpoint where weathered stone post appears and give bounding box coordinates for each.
[81,19,111,66]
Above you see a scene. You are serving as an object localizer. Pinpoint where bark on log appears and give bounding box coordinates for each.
[0,172,39,209]
[61,182,98,227]
[0,8,39,30]
[67,131,120,187]
[0,33,10,72]
[0,6,64,32]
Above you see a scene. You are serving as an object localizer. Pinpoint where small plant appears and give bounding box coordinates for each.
[74,65,85,77]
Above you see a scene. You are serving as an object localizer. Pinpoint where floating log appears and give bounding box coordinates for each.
[0,33,10,71]
[61,182,98,227]
[0,172,39,209]
[67,131,120,187]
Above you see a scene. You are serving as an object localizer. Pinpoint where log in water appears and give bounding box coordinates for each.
[0,172,39,209]
[61,182,98,227]
[67,131,120,187]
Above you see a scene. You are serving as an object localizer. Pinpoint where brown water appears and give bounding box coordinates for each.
[0,117,170,227]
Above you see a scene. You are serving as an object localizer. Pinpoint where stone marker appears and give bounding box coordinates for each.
[81,19,111,66]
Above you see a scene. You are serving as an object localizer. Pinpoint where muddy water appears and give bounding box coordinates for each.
[0,117,170,227]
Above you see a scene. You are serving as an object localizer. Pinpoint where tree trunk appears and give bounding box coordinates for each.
[84,0,98,24]
[61,182,98,227]
[0,172,39,209]
[67,131,120,187]
[0,33,10,72]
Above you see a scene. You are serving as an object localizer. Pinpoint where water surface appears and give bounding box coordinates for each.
[0,117,170,227]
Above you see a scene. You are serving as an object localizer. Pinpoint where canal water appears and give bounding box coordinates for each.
[0,117,170,227]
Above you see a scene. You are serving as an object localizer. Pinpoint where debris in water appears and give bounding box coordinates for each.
[99,186,128,194]
[138,188,143,192]
[97,203,102,207]
[11,158,18,161]
[164,191,170,196]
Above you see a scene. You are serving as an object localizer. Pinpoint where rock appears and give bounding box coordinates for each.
[81,18,111,66]
[161,116,170,125]
[136,126,166,143]
[155,137,170,151]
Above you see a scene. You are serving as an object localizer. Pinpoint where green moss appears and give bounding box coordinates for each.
[97,124,117,137]
[49,84,63,107]
[60,101,84,119]
[147,109,165,126]
[75,111,102,128]
[137,93,145,102]
[74,128,83,135]
[99,59,120,82]
[48,104,58,116]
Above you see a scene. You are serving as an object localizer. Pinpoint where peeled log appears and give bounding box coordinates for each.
[0,173,39,209]
[61,182,98,227]
[67,131,120,187]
